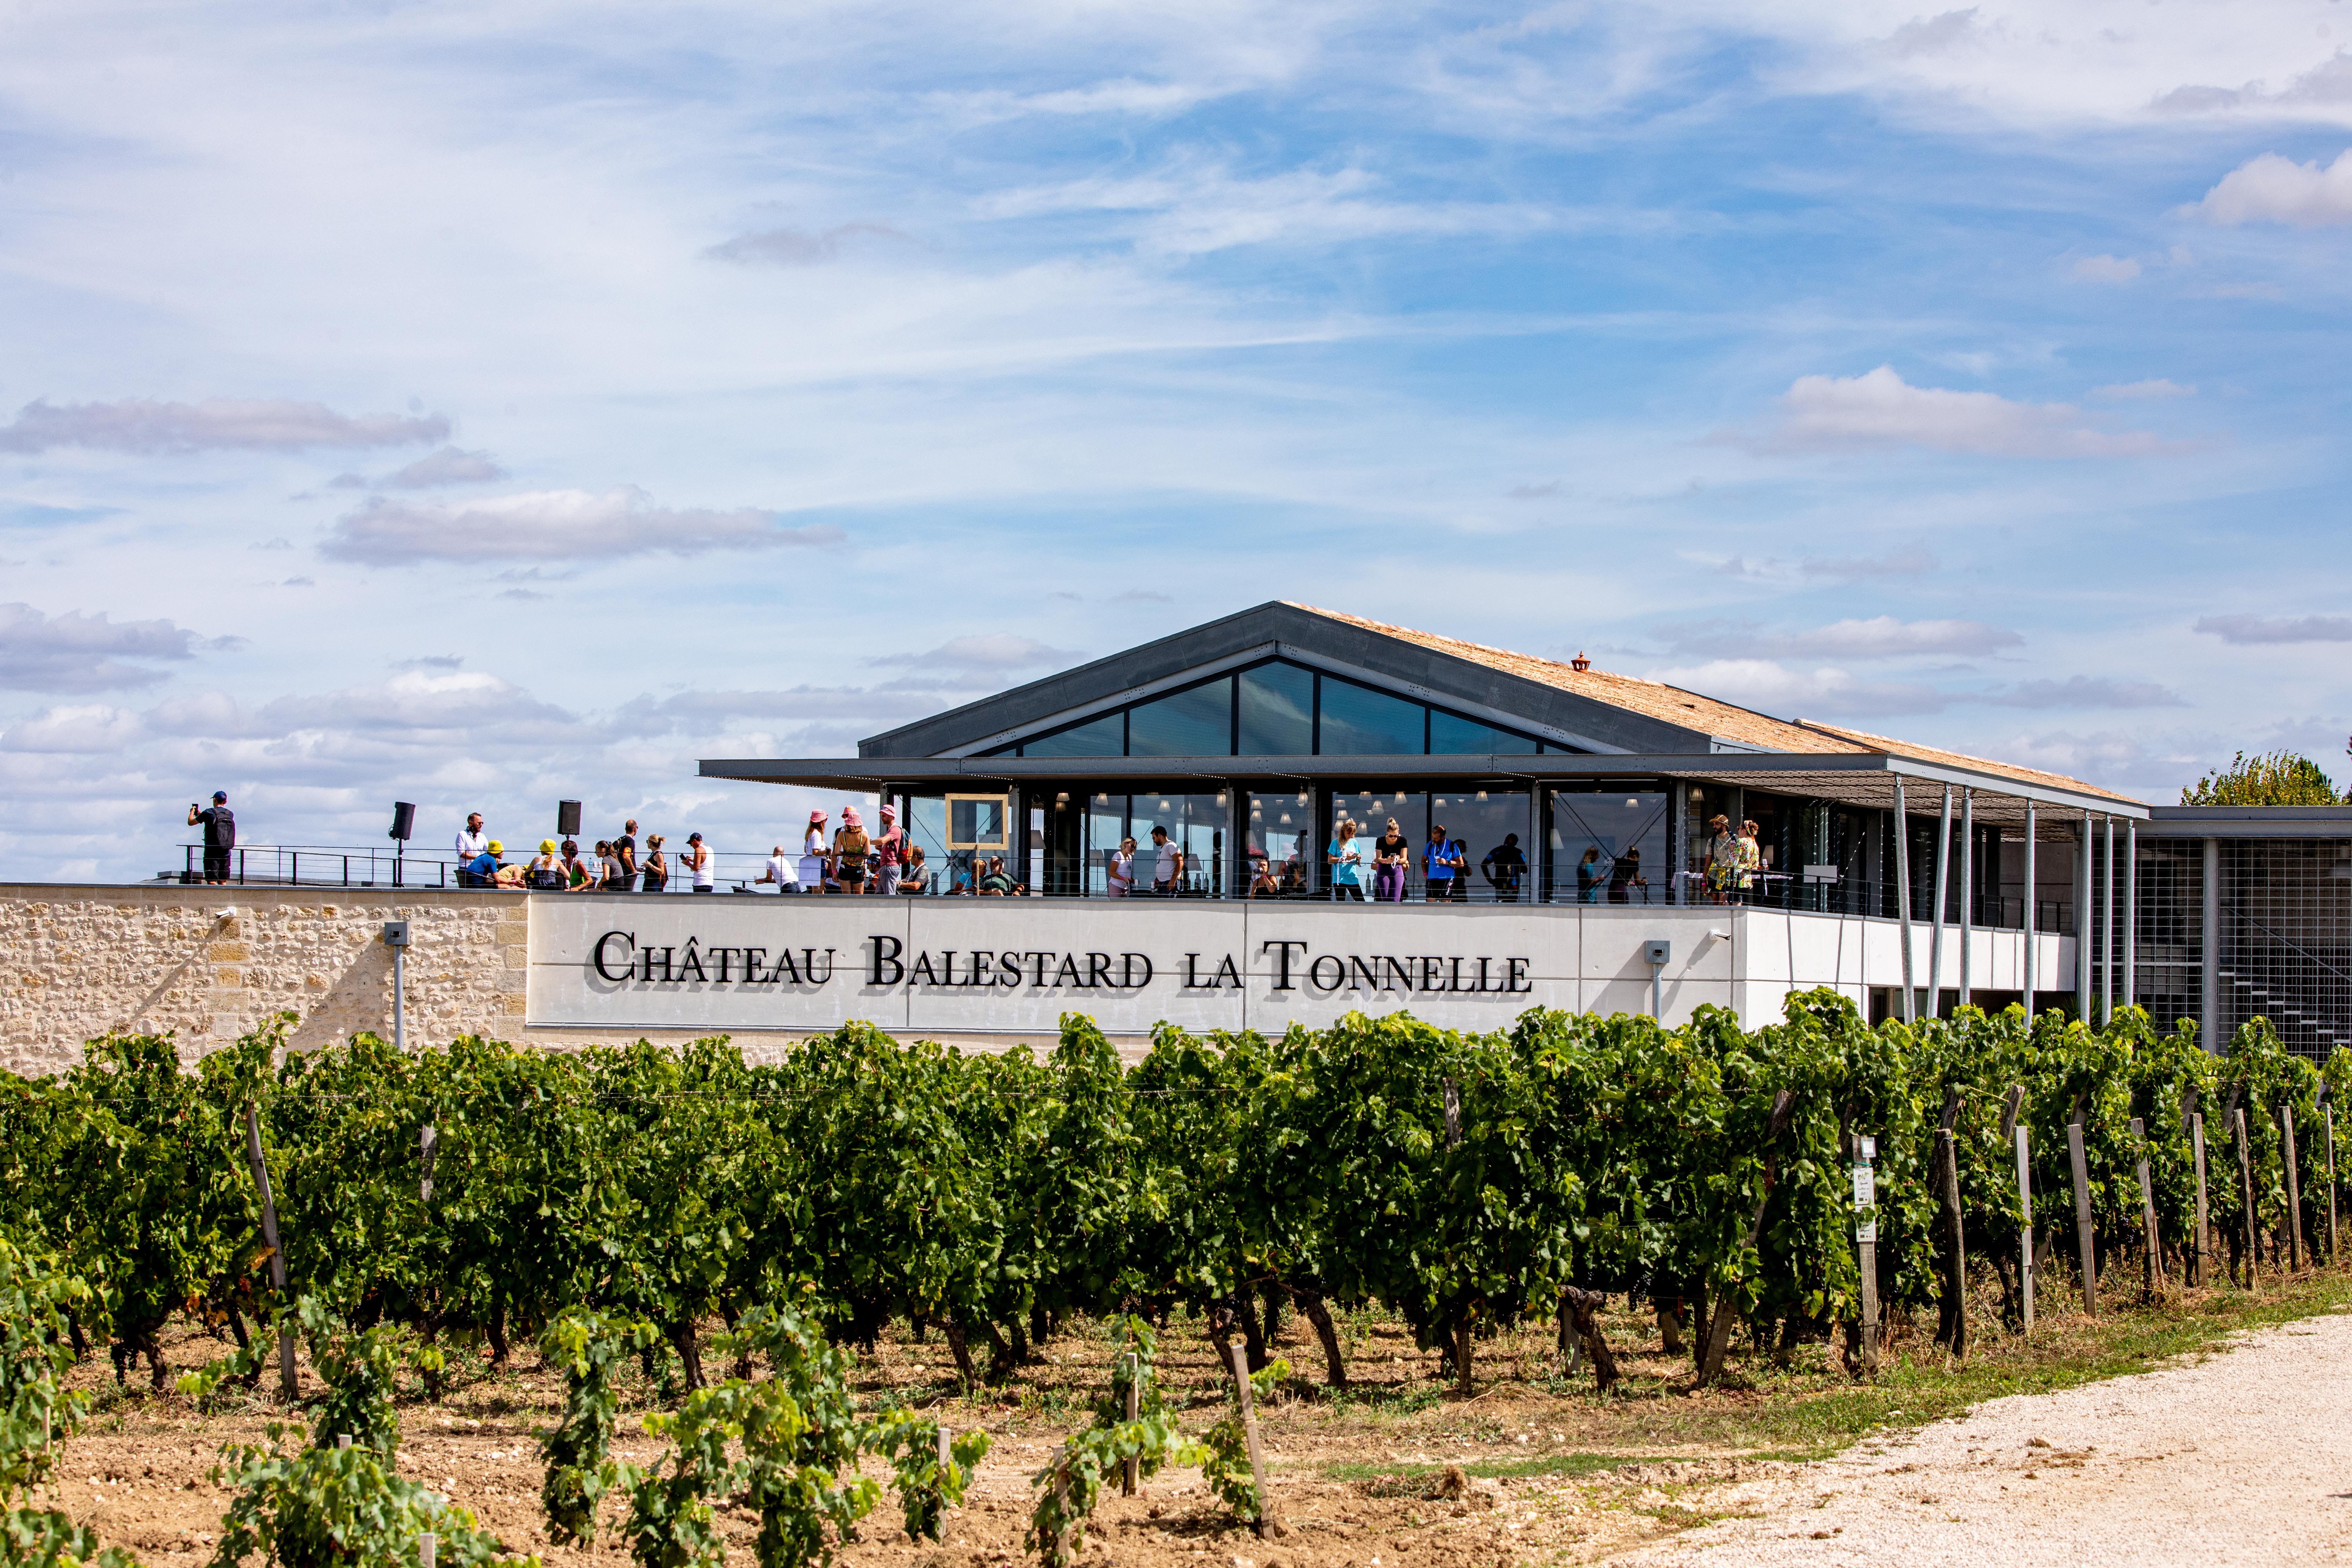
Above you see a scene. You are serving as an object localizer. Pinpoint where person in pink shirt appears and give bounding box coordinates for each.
[872,803,906,895]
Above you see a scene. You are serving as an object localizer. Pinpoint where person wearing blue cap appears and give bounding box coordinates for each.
[187,791,235,884]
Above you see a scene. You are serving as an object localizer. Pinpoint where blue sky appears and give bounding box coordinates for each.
[2,0,2349,879]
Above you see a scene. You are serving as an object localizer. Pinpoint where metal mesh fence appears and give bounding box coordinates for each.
[2217,839,2352,1059]
[2131,838,2202,1034]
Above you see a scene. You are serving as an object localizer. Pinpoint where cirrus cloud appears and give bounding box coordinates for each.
[1657,615,2022,661]
[318,486,845,565]
[1747,366,2174,458]
[2195,612,2352,644]
[0,397,448,453]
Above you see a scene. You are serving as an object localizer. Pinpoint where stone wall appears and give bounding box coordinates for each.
[0,883,533,1079]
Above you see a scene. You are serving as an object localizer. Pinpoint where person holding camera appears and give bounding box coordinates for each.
[188,792,235,884]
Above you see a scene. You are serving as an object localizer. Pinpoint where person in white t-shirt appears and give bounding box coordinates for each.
[455,813,489,885]
[1148,826,1184,894]
[799,810,829,890]
[758,845,798,894]
[1105,836,1136,898]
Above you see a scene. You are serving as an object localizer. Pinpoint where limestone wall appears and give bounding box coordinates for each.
[0,884,535,1079]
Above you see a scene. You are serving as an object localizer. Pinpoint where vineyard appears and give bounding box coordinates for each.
[3,992,2348,1567]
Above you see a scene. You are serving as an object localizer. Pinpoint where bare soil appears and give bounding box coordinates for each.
[29,1276,2352,1568]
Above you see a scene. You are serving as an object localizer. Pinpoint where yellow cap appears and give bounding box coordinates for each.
[540,839,558,854]
[486,840,503,853]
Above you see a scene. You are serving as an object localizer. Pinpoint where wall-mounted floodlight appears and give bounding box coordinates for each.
[1644,940,1671,1019]
[383,922,410,1053]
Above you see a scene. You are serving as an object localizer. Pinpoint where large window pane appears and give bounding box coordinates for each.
[1317,675,1425,754]
[1130,789,1229,895]
[1430,788,1531,902]
[1021,711,1124,757]
[1128,677,1232,757]
[1429,710,1540,754]
[1246,787,1316,895]
[1238,662,1314,754]
[1548,790,1668,906]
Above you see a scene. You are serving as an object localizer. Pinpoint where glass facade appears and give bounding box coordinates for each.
[986,658,1557,758]
[1549,790,1669,905]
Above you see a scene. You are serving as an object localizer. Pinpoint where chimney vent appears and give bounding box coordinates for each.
[1570,651,1591,673]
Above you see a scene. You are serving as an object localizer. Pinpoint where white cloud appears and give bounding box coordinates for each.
[1659,615,2022,660]
[2195,613,2352,644]
[2091,378,2194,400]
[1752,366,2171,458]
[2193,149,2352,227]
[380,446,508,488]
[0,704,143,754]
[0,602,214,693]
[2069,254,2139,284]
[706,222,909,265]
[257,668,579,738]
[2153,50,2352,118]
[318,487,844,565]
[1643,658,1949,719]
[1990,675,2185,709]
[869,633,1074,669]
[0,397,448,453]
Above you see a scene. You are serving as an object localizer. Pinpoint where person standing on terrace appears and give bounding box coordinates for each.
[188,791,236,884]
[1373,817,1410,902]
[1328,818,1365,902]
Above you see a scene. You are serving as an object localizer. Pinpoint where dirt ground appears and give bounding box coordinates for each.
[28,1282,2333,1568]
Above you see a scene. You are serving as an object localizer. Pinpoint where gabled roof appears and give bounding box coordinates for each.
[843,600,2134,804]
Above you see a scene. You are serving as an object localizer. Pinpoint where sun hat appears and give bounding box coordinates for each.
[487,840,503,853]
[879,803,896,820]
[809,809,826,824]
[540,839,557,854]
[842,806,863,829]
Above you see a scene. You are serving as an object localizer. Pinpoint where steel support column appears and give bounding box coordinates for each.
[1958,788,1974,1008]
[2076,811,2093,1021]
[2022,800,2038,1012]
[1929,784,1953,1021]
[1894,777,1916,1024]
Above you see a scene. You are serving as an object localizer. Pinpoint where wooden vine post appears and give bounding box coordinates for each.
[1121,1353,1140,1495]
[1699,1090,1797,1386]
[1934,1127,1968,1357]
[1225,1341,1276,1537]
[1442,1077,1471,1397]
[1851,1132,1881,1378]
[2129,1117,2163,1301]
[2067,1109,2097,1316]
[2314,1105,2333,1260]
[2281,1104,2305,1273]
[2000,1086,2032,1336]
[242,1102,298,1400]
[2234,1107,2260,1288]
[2190,1112,2208,1288]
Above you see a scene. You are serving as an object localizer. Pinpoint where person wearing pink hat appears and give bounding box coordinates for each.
[798,809,829,891]
[834,805,871,893]
[872,802,905,896]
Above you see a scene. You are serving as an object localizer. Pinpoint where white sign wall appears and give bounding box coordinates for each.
[525,895,1749,1036]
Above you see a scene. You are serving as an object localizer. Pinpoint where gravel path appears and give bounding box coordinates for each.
[1621,1310,2352,1566]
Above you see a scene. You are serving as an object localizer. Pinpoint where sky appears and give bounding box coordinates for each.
[3,0,2350,882]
